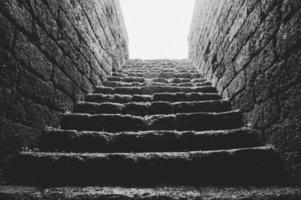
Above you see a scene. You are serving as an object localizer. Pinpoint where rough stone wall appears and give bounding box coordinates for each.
[189,0,301,182]
[0,0,128,165]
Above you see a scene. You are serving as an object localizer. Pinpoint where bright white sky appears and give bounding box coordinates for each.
[119,0,196,59]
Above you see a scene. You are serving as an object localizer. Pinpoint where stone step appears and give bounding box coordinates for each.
[120,70,199,75]
[123,66,195,69]
[1,186,300,200]
[60,111,243,132]
[85,93,222,103]
[113,72,202,79]
[124,61,192,66]
[104,81,145,87]
[103,81,211,87]
[9,147,281,186]
[112,72,128,77]
[40,128,261,153]
[121,69,197,74]
[124,63,193,67]
[73,100,231,115]
[94,86,217,95]
[122,66,195,70]
[108,76,146,83]
[107,77,206,83]
[123,63,194,67]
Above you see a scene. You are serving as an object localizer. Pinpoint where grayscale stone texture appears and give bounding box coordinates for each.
[0,0,128,165]
[189,0,301,182]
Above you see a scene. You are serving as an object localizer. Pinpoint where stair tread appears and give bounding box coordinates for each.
[2,185,300,200]
[107,77,206,83]
[112,72,202,79]
[73,100,231,115]
[120,69,199,73]
[94,86,217,95]
[103,81,211,87]
[18,145,275,156]
[40,128,261,152]
[85,93,222,103]
[62,110,242,118]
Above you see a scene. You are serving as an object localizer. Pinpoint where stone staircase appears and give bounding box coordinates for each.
[1,60,300,199]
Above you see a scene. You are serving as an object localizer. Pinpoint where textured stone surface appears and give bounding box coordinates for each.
[4,59,284,188]
[1,186,301,200]
[85,93,222,103]
[94,86,217,95]
[189,0,301,182]
[8,147,281,186]
[39,128,261,153]
[0,0,128,167]
[3,59,290,192]
[73,100,231,115]
[60,111,243,132]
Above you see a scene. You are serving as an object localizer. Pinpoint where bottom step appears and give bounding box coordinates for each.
[8,147,282,186]
[0,186,301,200]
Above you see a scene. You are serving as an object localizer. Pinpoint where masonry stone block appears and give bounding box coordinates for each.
[189,0,301,181]
[0,0,128,166]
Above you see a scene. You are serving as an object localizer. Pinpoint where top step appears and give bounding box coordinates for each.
[124,59,193,68]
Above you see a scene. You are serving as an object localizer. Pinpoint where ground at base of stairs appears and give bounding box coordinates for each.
[0,186,301,200]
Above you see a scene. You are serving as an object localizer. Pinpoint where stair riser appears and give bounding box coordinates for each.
[9,148,281,186]
[73,101,231,115]
[60,112,243,132]
[40,129,261,153]
[85,94,222,104]
[95,87,217,95]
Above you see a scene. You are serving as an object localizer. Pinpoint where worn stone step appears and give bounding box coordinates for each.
[114,72,202,79]
[125,65,193,68]
[9,147,281,186]
[40,128,261,153]
[121,70,198,74]
[86,94,153,103]
[108,76,146,83]
[73,100,231,115]
[120,70,199,75]
[121,65,197,70]
[121,67,197,71]
[85,93,222,103]
[60,111,243,132]
[122,69,197,73]
[112,72,129,77]
[124,60,192,65]
[107,77,206,84]
[150,78,206,84]
[103,81,211,88]
[94,86,217,95]
[1,186,300,200]
[123,64,195,68]
[104,81,145,87]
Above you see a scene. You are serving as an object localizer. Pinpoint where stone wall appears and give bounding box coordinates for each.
[189,0,301,182]
[0,0,128,165]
